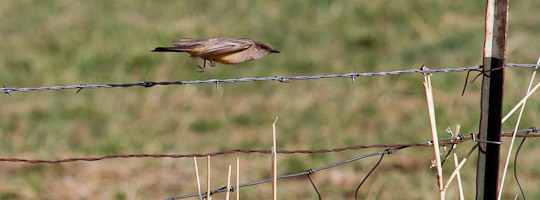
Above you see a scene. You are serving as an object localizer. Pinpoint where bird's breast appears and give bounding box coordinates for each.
[210,51,254,64]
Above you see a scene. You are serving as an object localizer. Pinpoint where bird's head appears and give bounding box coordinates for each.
[254,41,280,58]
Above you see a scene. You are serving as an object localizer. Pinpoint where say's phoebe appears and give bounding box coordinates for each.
[152,37,280,72]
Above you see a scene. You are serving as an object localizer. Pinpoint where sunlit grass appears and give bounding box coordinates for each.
[1,0,540,199]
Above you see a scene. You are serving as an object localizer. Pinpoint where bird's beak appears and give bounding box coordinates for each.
[270,50,280,53]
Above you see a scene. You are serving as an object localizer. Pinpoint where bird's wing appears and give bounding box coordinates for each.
[193,38,253,57]
[171,38,204,46]
[170,39,208,52]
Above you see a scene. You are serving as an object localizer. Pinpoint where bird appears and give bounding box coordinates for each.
[152,37,280,72]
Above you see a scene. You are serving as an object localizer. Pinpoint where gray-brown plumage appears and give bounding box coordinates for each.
[152,37,279,72]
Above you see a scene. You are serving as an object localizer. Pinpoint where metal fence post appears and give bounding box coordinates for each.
[476,0,509,199]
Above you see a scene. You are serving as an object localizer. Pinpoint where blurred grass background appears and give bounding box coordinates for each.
[1,0,539,199]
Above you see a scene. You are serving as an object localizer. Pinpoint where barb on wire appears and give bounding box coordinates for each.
[169,127,540,200]
[1,64,536,94]
[351,70,357,84]
[3,83,11,96]
[76,81,89,94]
[0,65,488,94]
[168,147,403,200]
[0,127,537,164]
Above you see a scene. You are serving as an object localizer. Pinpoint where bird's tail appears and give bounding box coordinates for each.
[151,47,187,52]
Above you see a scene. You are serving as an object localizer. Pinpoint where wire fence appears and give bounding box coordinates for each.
[0,127,536,164]
[1,63,537,95]
[169,147,403,200]
[2,126,535,199]
[2,63,539,199]
[167,127,538,200]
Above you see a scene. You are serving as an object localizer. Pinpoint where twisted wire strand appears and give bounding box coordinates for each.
[0,66,476,93]
[168,127,539,200]
[0,127,536,164]
[0,128,536,198]
[1,64,536,94]
[168,147,406,200]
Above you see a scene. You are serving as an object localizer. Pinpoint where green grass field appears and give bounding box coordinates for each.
[1,0,540,199]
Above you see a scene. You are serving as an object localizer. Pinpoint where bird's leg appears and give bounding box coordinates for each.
[209,59,216,67]
[197,59,207,73]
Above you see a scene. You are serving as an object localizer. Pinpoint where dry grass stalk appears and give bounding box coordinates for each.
[444,144,478,191]
[194,157,203,200]
[226,165,232,200]
[207,155,211,200]
[498,56,540,200]
[452,125,465,200]
[443,125,465,200]
[502,57,540,123]
[272,116,278,200]
[236,157,240,200]
[422,68,445,199]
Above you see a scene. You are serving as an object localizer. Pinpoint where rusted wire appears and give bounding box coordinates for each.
[169,128,539,200]
[168,147,404,200]
[0,127,536,164]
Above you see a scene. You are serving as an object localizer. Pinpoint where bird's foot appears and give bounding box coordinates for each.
[197,65,205,73]
[197,59,208,72]
[209,59,217,67]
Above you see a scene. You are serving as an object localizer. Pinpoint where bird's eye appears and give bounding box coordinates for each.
[260,45,268,50]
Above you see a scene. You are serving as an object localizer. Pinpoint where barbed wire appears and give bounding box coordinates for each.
[0,127,536,164]
[1,63,537,95]
[168,147,403,200]
[168,127,539,200]
[504,63,540,68]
